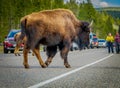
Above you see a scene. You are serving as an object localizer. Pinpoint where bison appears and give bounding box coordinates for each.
[14,32,23,56]
[14,32,34,56]
[20,9,91,68]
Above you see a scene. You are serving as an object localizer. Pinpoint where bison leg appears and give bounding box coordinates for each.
[14,47,18,56]
[32,47,47,68]
[23,46,30,68]
[45,46,57,67]
[14,44,20,56]
[32,52,34,56]
[60,47,71,68]
[59,39,71,68]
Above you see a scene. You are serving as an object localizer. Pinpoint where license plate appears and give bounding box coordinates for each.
[13,44,16,47]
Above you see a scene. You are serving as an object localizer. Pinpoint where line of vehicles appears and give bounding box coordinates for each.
[3,29,107,53]
[71,32,107,51]
[89,32,107,48]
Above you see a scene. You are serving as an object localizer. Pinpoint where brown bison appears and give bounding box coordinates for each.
[14,32,23,56]
[20,9,91,68]
[14,32,34,56]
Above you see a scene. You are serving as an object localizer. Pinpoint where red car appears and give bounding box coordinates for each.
[3,29,24,53]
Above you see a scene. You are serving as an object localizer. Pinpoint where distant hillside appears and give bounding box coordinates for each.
[96,7,120,19]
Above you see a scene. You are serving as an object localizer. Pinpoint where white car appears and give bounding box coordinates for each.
[70,42,79,51]
[98,39,107,48]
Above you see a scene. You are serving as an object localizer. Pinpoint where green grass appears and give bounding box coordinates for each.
[0,45,45,54]
[0,46,3,53]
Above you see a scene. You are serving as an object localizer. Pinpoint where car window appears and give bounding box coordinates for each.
[7,30,20,38]
[98,40,105,42]
[92,38,98,42]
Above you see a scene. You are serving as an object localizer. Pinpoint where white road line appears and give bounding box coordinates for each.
[28,54,113,88]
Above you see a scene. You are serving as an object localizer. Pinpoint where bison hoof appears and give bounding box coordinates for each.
[18,54,21,56]
[24,65,30,69]
[23,63,30,69]
[32,53,34,56]
[14,53,17,56]
[41,64,47,68]
[45,61,51,67]
[64,63,71,68]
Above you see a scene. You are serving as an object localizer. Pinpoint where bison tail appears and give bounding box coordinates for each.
[20,18,27,40]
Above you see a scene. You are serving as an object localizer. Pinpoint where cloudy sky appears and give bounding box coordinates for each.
[65,0,120,8]
[91,0,120,8]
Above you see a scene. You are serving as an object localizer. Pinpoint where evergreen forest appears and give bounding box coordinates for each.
[0,0,120,42]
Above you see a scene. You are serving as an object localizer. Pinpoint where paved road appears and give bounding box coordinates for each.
[0,48,120,88]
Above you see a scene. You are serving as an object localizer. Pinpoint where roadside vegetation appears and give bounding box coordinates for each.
[0,46,3,53]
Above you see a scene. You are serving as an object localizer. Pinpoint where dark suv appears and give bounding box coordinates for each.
[3,29,23,53]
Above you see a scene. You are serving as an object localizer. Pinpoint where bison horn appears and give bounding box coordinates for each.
[89,20,93,27]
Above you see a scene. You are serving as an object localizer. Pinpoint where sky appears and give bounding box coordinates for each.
[65,0,120,8]
[91,0,120,8]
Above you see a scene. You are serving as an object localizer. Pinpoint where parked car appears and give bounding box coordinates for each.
[90,38,99,48]
[3,29,24,53]
[98,39,107,48]
[70,42,79,51]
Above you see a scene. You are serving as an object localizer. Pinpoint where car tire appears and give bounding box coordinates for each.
[90,44,93,49]
[74,47,78,50]
[70,47,73,51]
[10,50,14,53]
[4,48,8,53]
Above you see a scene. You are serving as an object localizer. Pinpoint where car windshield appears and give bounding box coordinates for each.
[98,40,106,42]
[92,38,98,42]
[7,30,20,38]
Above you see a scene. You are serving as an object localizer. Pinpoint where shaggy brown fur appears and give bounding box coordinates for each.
[20,9,90,68]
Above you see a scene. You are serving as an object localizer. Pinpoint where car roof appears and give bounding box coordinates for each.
[98,39,106,42]
[9,29,21,32]
[98,39,105,40]
[7,29,21,38]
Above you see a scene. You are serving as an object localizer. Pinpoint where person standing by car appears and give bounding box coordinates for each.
[114,32,120,54]
[106,33,114,53]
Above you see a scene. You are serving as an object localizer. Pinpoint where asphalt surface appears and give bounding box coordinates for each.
[0,48,120,88]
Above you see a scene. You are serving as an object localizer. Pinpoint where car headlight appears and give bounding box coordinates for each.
[4,41,13,47]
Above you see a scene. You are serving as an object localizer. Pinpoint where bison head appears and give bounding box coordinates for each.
[81,21,92,33]
[78,21,93,50]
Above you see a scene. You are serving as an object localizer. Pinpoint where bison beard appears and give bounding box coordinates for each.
[20,9,90,68]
